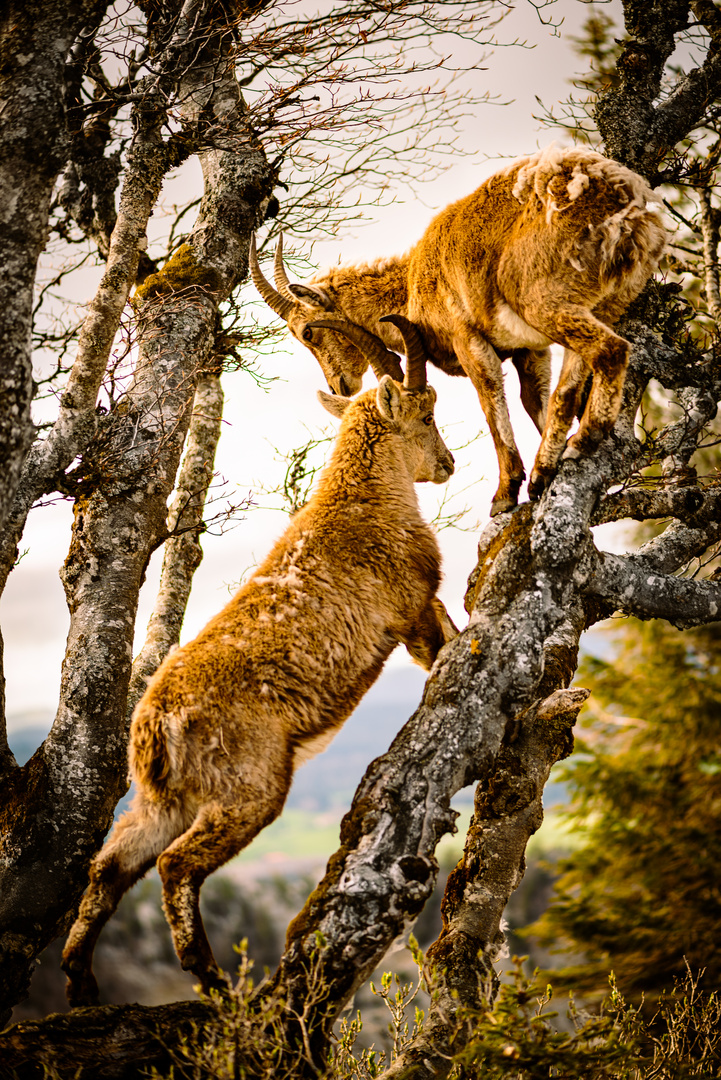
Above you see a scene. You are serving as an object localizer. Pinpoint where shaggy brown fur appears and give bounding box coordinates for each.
[255,146,666,515]
[62,375,456,1005]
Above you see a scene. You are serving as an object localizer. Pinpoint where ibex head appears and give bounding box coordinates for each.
[315,313,454,485]
[250,233,386,396]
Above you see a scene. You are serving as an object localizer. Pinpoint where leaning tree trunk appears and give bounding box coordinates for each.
[0,0,110,535]
[0,2,276,1024]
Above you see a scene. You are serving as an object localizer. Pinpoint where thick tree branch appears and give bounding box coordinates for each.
[636,514,721,572]
[380,686,589,1080]
[0,1000,213,1079]
[692,0,721,52]
[656,384,720,471]
[127,369,224,714]
[646,51,721,174]
[622,319,713,392]
[595,1,721,180]
[0,1,276,1024]
[0,101,177,605]
[698,186,721,328]
[595,0,690,177]
[586,548,721,628]
[595,1,721,181]
[593,483,713,525]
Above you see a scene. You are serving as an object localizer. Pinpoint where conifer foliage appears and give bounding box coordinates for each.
[533,619,721,1002]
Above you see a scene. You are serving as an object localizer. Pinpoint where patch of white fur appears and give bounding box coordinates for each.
[162,712,186,777]
[293,726,339,768]
[511,143,564,203]
[253,536,307,594]
[567,164,590,201]
[511,146,662,245]
[492,302,552,350]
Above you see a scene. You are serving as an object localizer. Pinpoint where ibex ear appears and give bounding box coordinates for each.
[317,390,351,418]
[376,374,402,422]
[289,284,334,310]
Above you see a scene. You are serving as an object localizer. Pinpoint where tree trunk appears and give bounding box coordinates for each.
[0,3,276,1023]
[0,0,109,532]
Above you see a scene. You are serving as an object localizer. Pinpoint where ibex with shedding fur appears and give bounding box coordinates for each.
[252,145,666,515]
[62,317,457,1004]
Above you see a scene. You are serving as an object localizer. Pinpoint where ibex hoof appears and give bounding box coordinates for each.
[527,471,549,500]
[561,444,583,462]
[490,495,518,517]
[64,973,100,1009]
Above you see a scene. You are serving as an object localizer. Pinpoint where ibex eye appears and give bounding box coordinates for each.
[423,414,434,426]
[302,327,314,342]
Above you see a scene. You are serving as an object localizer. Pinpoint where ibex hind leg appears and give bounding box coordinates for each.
[561,293,633,458]
[62,798,184,1007]
[522,304,629,494]
[158,791,287,994]
[529,349,590,499]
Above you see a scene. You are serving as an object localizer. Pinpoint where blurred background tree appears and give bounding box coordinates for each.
[530,618,721,1005]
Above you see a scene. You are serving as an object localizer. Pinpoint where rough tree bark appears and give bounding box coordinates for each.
[2,1,721,1077]
[0,0,109,533]
[0,0,276,1025]
[127,368,225,714]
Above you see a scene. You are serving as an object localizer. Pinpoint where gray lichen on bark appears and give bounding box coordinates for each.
[128,370,225,714]
[0,0,276,1025]
[0,0,111,534]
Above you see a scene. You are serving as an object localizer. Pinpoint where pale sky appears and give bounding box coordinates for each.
[3,0,627,733]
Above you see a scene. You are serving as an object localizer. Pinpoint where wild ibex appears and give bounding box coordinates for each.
[251,145,666,515]
[62,316,457,1005]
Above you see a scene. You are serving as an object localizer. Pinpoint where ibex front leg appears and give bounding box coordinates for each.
[402,598,458,670]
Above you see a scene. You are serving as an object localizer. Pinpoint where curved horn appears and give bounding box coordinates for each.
[273,233,297,302]
[249,234,295,320]
[379,314,428,391]
[305,318,404,382]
